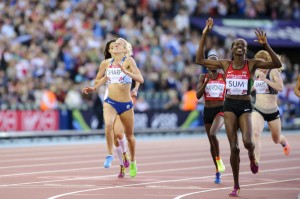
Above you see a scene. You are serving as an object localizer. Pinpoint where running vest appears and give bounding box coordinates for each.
[225,60,252,95]
[253,70,278,95]
[204,73,226,101]
[106,57,132,84]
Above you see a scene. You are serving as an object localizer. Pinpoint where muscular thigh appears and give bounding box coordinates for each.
[224,112,239,145]
[251,111,265,134]
[114,116,124,135]
[119,108,134,135]
[104,103,118,126]
[239,113,252,141]
[268,118,281,138]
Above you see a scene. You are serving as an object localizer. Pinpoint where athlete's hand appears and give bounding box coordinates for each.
[254,29,267,45]
[256,71,267,81]
[82,86,96,94]
[131,88,138,97]
[120,65,130,75]
[207,71,213,81]
[203,18,213,35]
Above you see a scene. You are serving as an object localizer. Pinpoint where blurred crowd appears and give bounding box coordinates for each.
[0,0,299,127]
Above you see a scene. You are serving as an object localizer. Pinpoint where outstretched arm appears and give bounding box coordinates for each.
[195,18,223,70]
[253,29,282,69]
[82,76,108,94]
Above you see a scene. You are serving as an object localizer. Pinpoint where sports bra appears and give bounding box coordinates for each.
[225,60,252,95]
[204,73,226,101]
[253,70,278,95]
[106,57,132,84]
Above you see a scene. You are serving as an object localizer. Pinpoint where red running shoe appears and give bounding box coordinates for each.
[229,186,240,197]
[283,142,291,156]
[118,165,125,178]
[250,159,259,174]
[123,153,130,168]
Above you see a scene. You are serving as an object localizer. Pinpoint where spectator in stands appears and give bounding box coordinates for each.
[181,83,198,111]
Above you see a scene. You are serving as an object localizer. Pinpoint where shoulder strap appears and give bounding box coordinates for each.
[110,58,114,65]
[121,56,126,65]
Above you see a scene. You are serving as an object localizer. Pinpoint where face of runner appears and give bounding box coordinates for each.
[232,39,247,56]
[113,39,126,54]
[207,55,219,73]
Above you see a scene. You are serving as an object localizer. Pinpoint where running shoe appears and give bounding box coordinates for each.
[283,142,291,155]
[250,159,259,174]
[214,172,221,184]
[118,165,125,178]
[216,159,225,173]
[104,155,114,168]
[229,186,240,197]
[129,161,137,177]
[123,153,130,168]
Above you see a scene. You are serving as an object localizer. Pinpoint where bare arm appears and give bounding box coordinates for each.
[195,18,224,70]
[252,29,282,70]
[94,59,109,85]
[196,74,209,99]
[122,57,144,84]
[82,76,108,94]
[257,69,284,92]
[131,82,140,97]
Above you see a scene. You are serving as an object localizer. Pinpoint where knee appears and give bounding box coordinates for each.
[230,145,240,154]
[253,130,261,139]
[126,134,135,142]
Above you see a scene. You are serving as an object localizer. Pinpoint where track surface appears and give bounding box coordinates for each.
[0,132,299,199]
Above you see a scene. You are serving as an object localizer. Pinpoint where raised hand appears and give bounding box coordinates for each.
[254,29,267,45]
[82,86,96,94]
[203,17,213,35]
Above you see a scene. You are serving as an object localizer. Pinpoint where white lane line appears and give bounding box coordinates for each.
[0,146,195,162]
[1,148,297,170]
[47,166,300,199]
[173,178,300,199]
[0,154,299,178]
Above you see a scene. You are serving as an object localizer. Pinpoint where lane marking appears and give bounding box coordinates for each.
[173,178,300,199]
[46,166,300,199]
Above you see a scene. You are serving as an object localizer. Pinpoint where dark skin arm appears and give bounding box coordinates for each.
[196,74,209,99]
[195,18,231,71]
[249,29,282,72]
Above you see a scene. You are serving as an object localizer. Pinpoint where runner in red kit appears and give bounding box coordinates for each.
[196,54,226,184]
[196,18,282,197]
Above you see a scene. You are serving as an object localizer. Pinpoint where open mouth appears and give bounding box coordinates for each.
[236,48,243,53]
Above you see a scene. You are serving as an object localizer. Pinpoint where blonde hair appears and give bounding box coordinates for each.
[117,38,133,57]
[254,50,283,72]
[254,50,271,61]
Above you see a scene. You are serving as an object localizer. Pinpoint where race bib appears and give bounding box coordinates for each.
[254,80,269,94]
[226,79,248,95]
[205,83,225,98]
